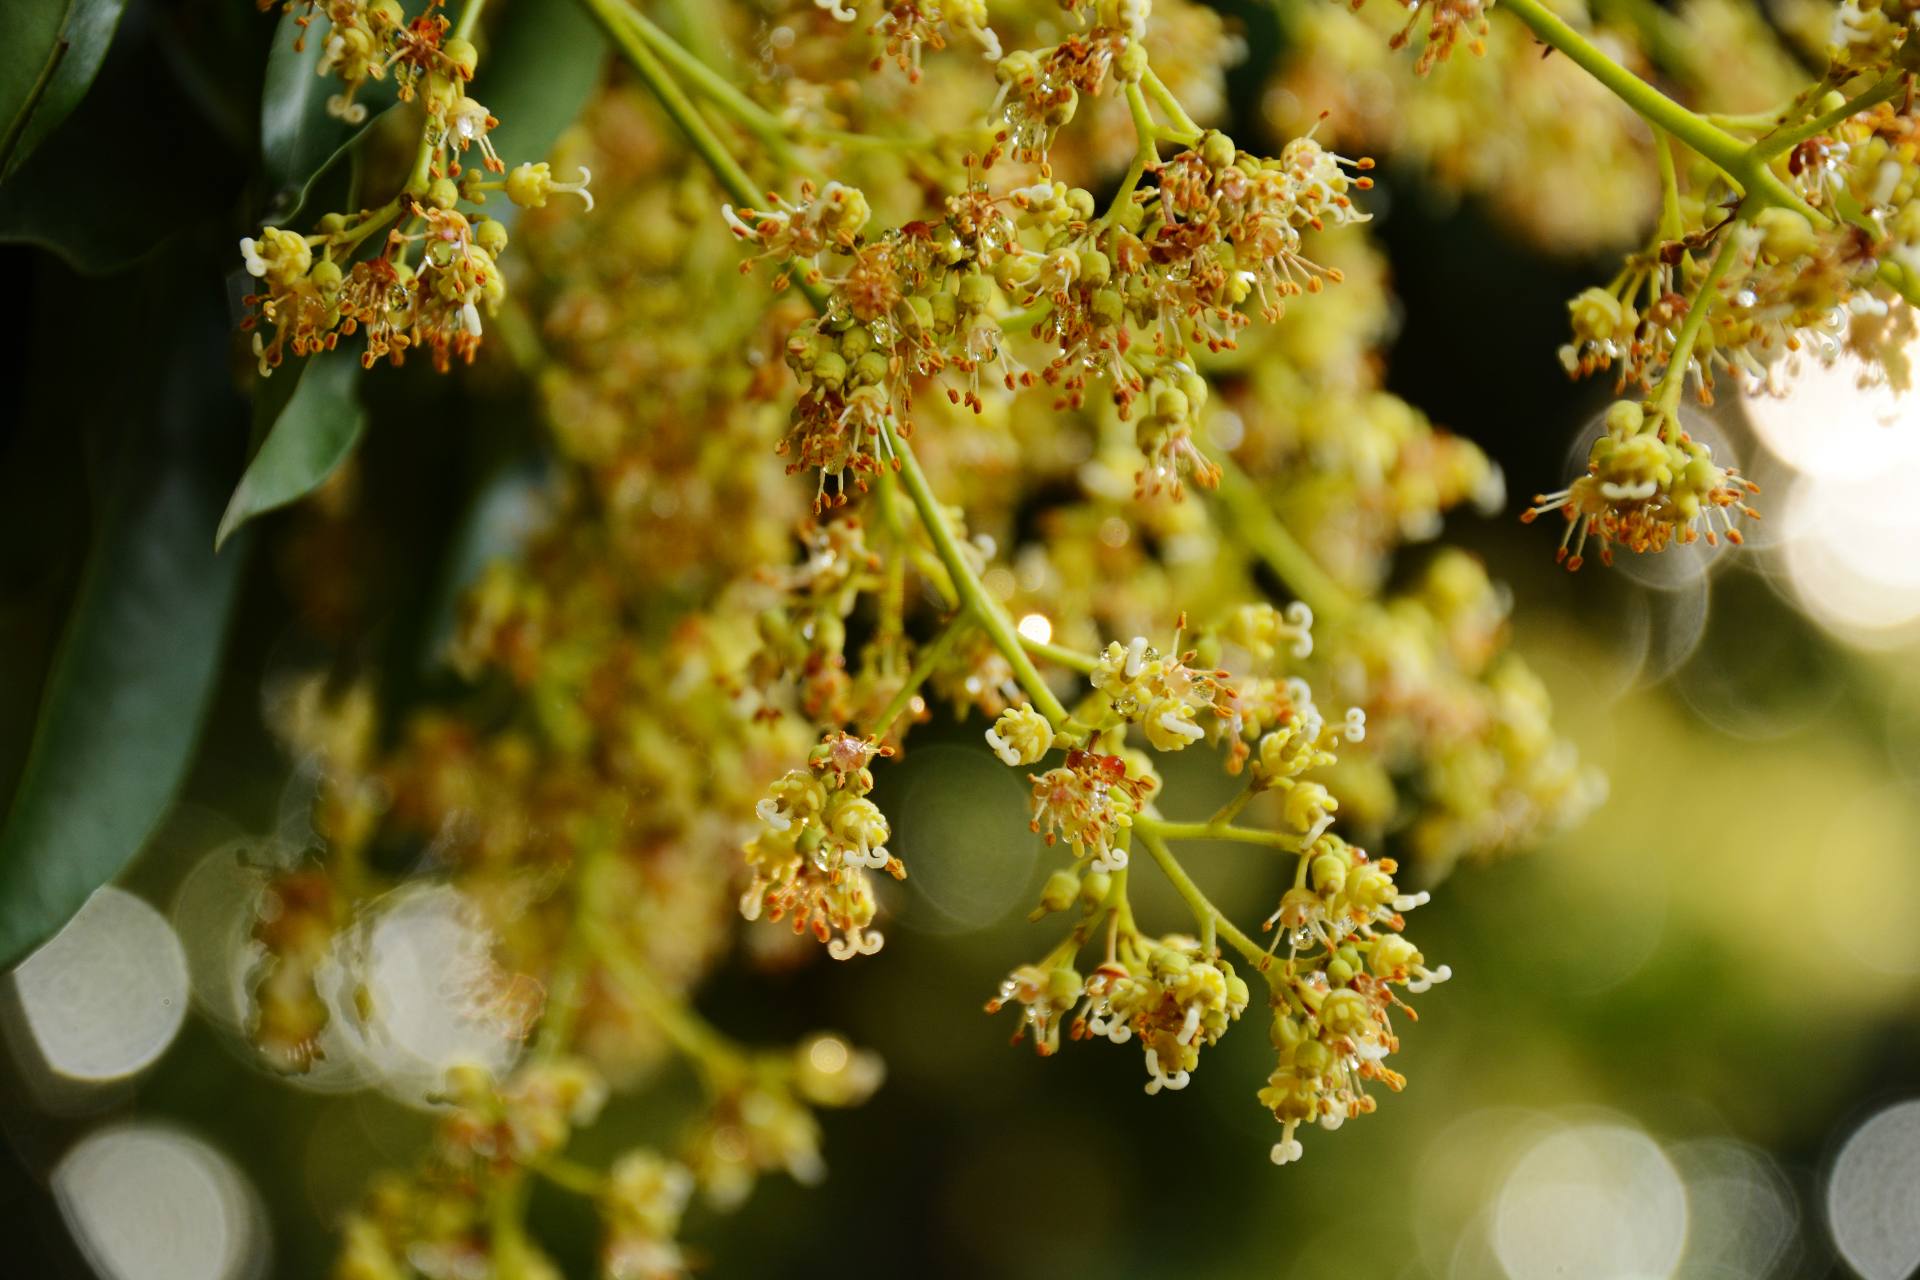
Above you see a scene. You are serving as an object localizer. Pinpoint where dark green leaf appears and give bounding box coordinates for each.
[0,0,132,180]
[259,7,398,223]
[216,348,367,550]
[0,11,240,274]
[0,301,248,970]
[478,0,606,203]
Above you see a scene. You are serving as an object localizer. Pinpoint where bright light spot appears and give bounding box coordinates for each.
[1827,1099,1920,1280]
[1670,1138,1799,1277]
[1745,347,1920,480]
[11,887,188,1086]
[1779,457,1920,644]
[53,1124,268,1280]
[1206,407,1245,451]
[1016,613,1053,645]
[1743,345,1920,644]
[808,1035,850,1075]
[1493,1122,1686,1280]
[322,884,531,1108]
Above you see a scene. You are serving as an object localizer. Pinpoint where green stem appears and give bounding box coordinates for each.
[531,842,608,1063]
[452,0,488,43]
[1211,456,1354,622]
[1654,213,1747,414]
[1499,0,1748,175]
[1020,635,1098,675]
[531,1155,607,1197]
[1102,83,1161,226]
[864,611,972,737]
[1141,67,1200,140]
[578,0,828,310]
[1136,829,1271,976]
[1654,129,1682,242]
[612,2,816,176]
[585,920,746,1081]
[1754,71,1905,159]
[1135,814,1305,852]
[882,416,1071,728]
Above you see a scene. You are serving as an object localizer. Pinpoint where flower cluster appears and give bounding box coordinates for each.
[266,0,447,124]
[746,122,1371,505]
[740,732,902,958]
[213,0,1661,1266]
[1027,747,1159,871]
[1260,835,1447,1164]
[1524,400,1760,568]
[241,5,591,373]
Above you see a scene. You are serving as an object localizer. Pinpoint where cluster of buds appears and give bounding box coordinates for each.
[739,732,902,958]
[1523,400,1759,569]
[266,0,447,124]
[335,1061,615,1280]
[816,0,1003,80]
[438,1059,609,1170]
[1094,936,1251,1093]
[1026,748,1158,872]
[683,1035,884,1209]
[1288,551,1602,872]
[599,1151,695,1280]
[1088,631,1235,750]
[1354,0,1498,74]
[1259,836,1447,1164]
[735,118,1372,507]
[241,8,591,373]
[751,516,887,721]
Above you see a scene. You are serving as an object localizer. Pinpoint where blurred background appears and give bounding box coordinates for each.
[5,0,1920,1277]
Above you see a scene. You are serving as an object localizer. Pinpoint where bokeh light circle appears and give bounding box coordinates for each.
[1827,1099,1920,1280]
[1492,1122,1687,1280]
[12,887,188,1084]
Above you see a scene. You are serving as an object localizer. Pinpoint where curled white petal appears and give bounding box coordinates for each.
[984,728,1020,767]
[1158,709,1205,743]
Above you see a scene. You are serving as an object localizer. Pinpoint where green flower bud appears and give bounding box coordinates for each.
[309,259,345,296]
[1047,965,1084,1004]
[957,272,995,313]
[427,178,460,210]
[811,351,849,389]
[839,326,873,359]
[1604,400,1645,440]
[442,37,479,80]
[1293,1038,1333,1078]
[474,217,508,256]
[1310,852,1347,894]
[1039,868,1081,913]
[1200,130,1237,171]
[852,351,890,387]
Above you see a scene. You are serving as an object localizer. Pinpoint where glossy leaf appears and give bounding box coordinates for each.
[0,0,133,180]
[0,303,248,970]
[216,348,367,550]
[259,7,397,223]
[478,0,607,180]
[0,10,240,274]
